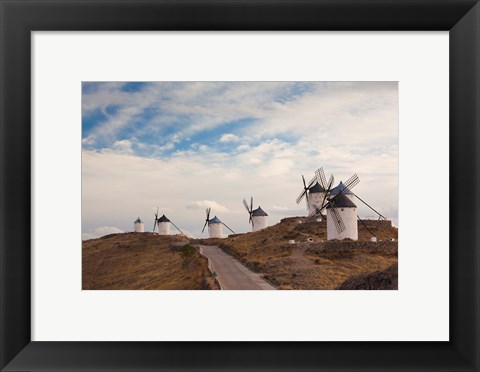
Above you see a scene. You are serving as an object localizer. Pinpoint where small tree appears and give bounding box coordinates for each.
[180,244,196,258]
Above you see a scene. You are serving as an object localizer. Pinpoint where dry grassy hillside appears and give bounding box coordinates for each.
[337,263,398,290]
[83,233,218,290]
[211,217,398,290]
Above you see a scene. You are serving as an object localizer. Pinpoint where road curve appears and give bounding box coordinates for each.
[198,245,276,290]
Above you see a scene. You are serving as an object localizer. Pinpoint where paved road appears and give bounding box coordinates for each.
[198,245,276,290]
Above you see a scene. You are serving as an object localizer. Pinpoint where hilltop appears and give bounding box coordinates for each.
[83,217,398,290]
[82,233,219,290]
[200,217,398,290]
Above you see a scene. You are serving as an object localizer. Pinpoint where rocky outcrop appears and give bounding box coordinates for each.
[337,263,398,290]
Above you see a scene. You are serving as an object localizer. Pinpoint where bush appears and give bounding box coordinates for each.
[180,244,196,258]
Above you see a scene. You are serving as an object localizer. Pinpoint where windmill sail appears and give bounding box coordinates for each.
[243,196,255,227]
[330,206,346,234]
[202,207,211,233]
[296,174,316,204]
[153,206,159,232]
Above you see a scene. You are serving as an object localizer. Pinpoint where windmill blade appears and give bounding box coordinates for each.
[330,174,360,202]
[330,207,346,234]
[153,206,159,231]
[243,198,251,213]
[315,167,327,189]
[342,174,360,192]
[206,207,211,221]
[320,175,335,210]
[327,174,335,190]
[296,175,311,204]
[305,201,331,222]
[170,220,184,235]
[308,175,317,190]
[308,206,323,218]
[296,189,308,204]
[243,198,253,225]
[221,222,235,234]
[201,220,208,233]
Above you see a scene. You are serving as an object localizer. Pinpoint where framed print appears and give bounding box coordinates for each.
[1,0,479,371]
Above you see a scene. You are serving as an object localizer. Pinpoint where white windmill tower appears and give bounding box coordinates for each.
[326,193,358,240]
[306,182,326,216]
[202,207,235,238]
[243,197,269,232]
[307,173,360,241]
[153,207,184,235]
[133,217,144,232]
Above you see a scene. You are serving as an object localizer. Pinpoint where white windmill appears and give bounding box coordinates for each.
[133,217,144,233]
[306,172,360,240]
[243,197,269,232]
[308,169,388,241]
[202,207,235,238]
[296,167,331,219]
[306,182,327,217]
[326,193,358,240]
[153,207,184,235]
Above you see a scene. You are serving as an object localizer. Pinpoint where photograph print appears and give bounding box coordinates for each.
[82,81,398,290]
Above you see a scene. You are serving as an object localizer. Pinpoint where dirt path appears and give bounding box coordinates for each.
[198,245,276,290]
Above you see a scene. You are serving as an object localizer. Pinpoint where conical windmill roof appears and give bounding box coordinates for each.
[330,181,353,195]
[327,193,357,208]
[157,214,170,223]
[308,182,326,193]
[209,216,222,224]
[134,217,143,223]
[252,206,268,217]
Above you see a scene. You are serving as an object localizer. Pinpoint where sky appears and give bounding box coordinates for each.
[82,81,398,239]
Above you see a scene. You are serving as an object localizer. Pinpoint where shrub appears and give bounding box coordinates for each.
[180,244,196,258]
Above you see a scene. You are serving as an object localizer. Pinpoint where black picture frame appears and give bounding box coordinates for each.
[1,1,479,371]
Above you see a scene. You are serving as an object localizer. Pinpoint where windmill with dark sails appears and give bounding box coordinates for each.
[153,207,184,235]
[296,167,332,219]
[243,196,269,232]
[308,173,360,240]
[202,207,235,238]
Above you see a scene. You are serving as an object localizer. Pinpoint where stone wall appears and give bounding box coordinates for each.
[318,240,397,250]
[358,219,392,229]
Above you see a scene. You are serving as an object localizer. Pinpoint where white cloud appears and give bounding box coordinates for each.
[110,139,134,154]
[219,133,240,143]
[186,200,229,213]
[82,226,124,240]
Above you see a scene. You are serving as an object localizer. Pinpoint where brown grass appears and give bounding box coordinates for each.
[82,233,219,290]
[337,263,398,290]
[212,217,398,290]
